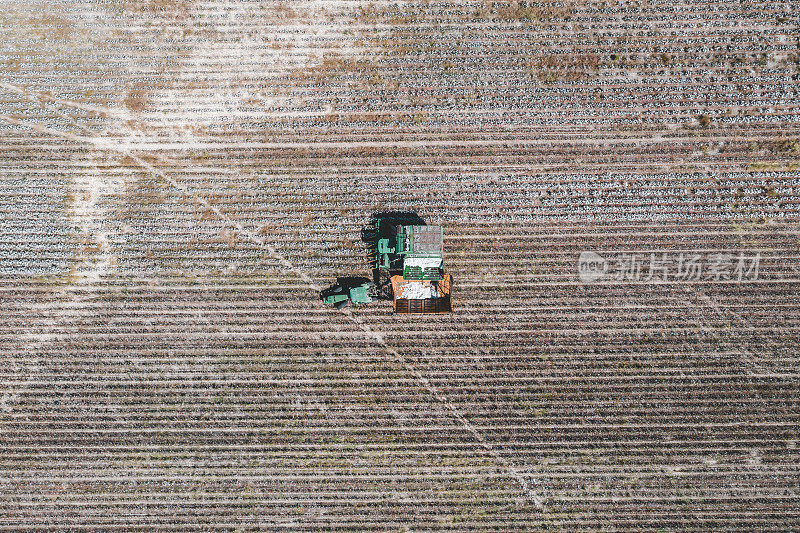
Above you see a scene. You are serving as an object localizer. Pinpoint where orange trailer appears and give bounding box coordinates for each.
[390,274,452,314]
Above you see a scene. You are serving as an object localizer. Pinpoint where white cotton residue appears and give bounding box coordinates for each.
[399,282,438,300]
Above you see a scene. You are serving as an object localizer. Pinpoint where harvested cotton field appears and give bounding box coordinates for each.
[1,0,799,530]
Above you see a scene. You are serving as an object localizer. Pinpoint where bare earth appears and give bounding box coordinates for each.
[1,0,799,530]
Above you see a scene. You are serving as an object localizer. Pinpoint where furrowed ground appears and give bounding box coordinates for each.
[1,0,799,530]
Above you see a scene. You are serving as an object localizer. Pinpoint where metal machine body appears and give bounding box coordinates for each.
[321,214,452,313]
[320,281,374,309]
[373,224,444,281]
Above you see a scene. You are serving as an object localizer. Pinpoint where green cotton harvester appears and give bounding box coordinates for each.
[321,214,452,313]
[364,216,451,314]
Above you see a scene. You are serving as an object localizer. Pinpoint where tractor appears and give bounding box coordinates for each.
[320,278,374,310]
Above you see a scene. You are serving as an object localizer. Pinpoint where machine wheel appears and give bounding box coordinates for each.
[375,269,393,300]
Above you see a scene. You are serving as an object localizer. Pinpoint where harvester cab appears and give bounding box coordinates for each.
[375,225,444,281]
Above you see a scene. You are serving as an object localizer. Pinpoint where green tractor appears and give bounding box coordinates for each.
[320,278,374,310]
